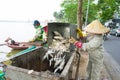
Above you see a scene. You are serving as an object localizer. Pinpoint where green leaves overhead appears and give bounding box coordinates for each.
[54,0,120,24]
[61,0,78,23]
[97,0,119,23]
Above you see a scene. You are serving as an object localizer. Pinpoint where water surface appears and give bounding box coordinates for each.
[0,22,37,62]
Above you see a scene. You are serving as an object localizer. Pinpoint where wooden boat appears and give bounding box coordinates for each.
[5,37,29,50]
[5,37,41,50]
[6,43,29,50]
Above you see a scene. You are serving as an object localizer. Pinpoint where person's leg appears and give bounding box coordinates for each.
[87,60,92,80]
[88,53,104,80]
[90,62,103,80]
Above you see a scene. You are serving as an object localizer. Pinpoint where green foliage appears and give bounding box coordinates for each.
[54,0,120,24]
[83,0,98,24]
[61,0,78,24]
[97,0,118,23]
[56,0,99,24]
[115,0,120,15]
[53,10,64,22]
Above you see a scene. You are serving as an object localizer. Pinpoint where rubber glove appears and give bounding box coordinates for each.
[74,41,82,48]
[69,37,82,48]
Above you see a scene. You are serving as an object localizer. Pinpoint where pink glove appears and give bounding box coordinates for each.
[74,41,82,48]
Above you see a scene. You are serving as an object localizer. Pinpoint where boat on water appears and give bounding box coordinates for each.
[6,43,29,50]
[4,37,29,50]
[5,40,30,50]
[4,37,41,50]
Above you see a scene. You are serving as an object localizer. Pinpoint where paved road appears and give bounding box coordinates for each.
[103,35,120,65]
[103,35,120,80]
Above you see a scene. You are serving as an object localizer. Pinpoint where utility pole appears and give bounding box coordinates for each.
[85,0,90,27]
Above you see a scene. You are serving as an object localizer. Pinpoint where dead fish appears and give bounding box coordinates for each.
[54,58,62,68]
[49,58,54,66]
[28,70,34,74]
[54,36,64,40]
[54,55,66,68]
[53,31,62,36]
[54,59,65,73]
[43,48,55,60]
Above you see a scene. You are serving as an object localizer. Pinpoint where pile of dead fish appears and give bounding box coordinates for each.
[43,31,70,73]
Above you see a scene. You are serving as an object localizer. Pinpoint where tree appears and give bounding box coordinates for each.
[53,10,64,22]
[77,0,83,29]
[54,0,120,25]
[114,0,120,14]
[97,0,118,23]
[58,0,97,24]
[83,0,98,24]
[60,0,78,24]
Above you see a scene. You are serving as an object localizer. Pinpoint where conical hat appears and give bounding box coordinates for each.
[84,20,110,34]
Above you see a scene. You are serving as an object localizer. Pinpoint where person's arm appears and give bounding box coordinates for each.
[69,37,83,48]
[69,35,103,51]
[81,35,103,51]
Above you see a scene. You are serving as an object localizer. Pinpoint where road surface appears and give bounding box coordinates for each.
[103,35,120,65]
[103,35,120,80]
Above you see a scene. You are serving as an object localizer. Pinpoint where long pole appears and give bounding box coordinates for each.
[85,0,90,27]
[0,44,6,46]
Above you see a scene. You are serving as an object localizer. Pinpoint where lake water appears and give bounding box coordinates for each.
[0,21,42,61]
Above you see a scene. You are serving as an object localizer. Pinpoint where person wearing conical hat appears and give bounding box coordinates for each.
[69,20,110,80]
[84,20,110,34]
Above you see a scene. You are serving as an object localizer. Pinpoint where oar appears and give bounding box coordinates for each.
[21,42,41,46]
[0,43,6,46]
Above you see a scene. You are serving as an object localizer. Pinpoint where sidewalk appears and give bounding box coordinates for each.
[100,63,112,80]
[101,51,120,80]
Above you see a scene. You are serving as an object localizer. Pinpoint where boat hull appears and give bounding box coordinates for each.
[7,44,29,50]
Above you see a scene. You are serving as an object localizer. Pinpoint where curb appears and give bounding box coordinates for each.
[100,64,112,80]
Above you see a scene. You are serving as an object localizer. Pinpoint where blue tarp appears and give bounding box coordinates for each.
[14,46,36,56]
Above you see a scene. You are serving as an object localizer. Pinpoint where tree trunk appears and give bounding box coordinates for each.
[77,0,83,30]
